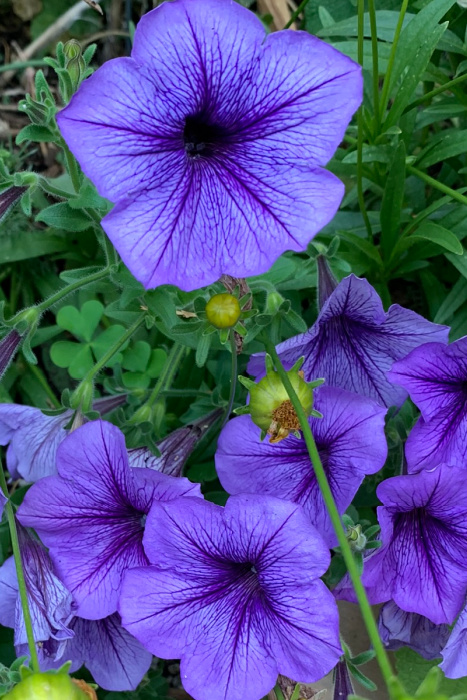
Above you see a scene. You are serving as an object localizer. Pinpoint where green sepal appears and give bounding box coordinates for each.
[219,328,229,344]
[260,429,267,441]
[310,409,323,419]
[309,377,325,388]
[290,356,305,372]
[233,405,250,416]
[347,662,377,691]
[238,376,256,391]
[195,334,212,368]
[265,353,275,374]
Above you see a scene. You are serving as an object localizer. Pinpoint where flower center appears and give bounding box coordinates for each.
[183,114,226,158]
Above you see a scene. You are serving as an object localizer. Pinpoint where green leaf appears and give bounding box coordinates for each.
[434,277,467,324]
[0,231,68,262]
[446,250,467,280]
[385,0,456,128]
[407,222,463,256]
[122,340,151,372]
[347,663,377,691]
[416,130,467,169]
[16,124,57,144]
[91,325,127,365]
[147,348,168,378]
[195,334,211,368]
[145,288,177,329]
[380,141,406,259]
[122,371,151,389]
[50,340,81,368]
[36,202,93,232]
[395,648,467,696]
[56,300,104,341]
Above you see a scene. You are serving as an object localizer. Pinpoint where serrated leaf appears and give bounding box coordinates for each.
[407,222,463,256]
[36,202,93,232]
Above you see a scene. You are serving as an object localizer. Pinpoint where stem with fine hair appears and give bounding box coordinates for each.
[357,0,373,239]
[379,0,409,122]
[406,165,467,207]
[145,343,186,409]
[261,337,395,691]
[0,465,40,673]
[221,330,238,428]
[34,266,110,314]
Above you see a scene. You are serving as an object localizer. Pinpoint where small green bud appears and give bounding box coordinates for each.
[12,306,40,329]
[64,40,86,91]
[205,294,241,329]
[247,358,313,443]
[70,379,94,412]
[346,524,367,552]
[4,672,87,700]
[129,403,154,425]
[266,291,284,314]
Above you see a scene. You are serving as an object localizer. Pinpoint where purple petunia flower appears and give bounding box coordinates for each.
[388,339,467,472]
[17,419,202,620]
[440,604,467,679]
[337,466,467,625]
[378,601,450,660]
[0,550,152,690]
[120,494,341,700]
[248,274,449,408]
[215,386,387,546]
[0,395,126,482]
[57,0,362,292]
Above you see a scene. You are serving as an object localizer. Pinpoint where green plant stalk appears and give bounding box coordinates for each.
[402,72,467,114]
[62,142,81,193]
[357,0,373,239]
[407,165,467,207]
[27,363,61,408]
[0,465,40,673]
[35,267,110,314]
[145,343,186,409]
[221,330,238,429]
[262,338,395,692]
[274,683,286,700]
[284,0,313,29]
[84,314,146,383]
[87,208,119,267]
[289,683,302,700]
[379,0,409,122]
[368,0,381,135]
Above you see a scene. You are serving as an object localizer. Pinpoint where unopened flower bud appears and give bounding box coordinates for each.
[206,293,241,329]
[4,672,87,699]
[346,523,367,552]
[0,187,26,221]
[64,40,86,91]
[70,379,94,412]
[0,330,21,380]
[241,357,315,443]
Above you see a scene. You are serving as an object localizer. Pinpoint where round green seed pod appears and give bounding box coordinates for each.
[205,294,241,329]
[4,673,87,700]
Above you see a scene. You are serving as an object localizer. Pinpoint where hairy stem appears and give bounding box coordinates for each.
[35,267,110,314]
[0,465,40,672]
[261,338,395,691]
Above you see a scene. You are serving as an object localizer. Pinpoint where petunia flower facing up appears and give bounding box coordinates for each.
[389,338,467,472]
[248,274,449,408]
[215,386,387,546]
[0,550,152,690]
[120,495,342,700]
[337,466,467,625]
[17,419,201,620]
[57,0,363,291]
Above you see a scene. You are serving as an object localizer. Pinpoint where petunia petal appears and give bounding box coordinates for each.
[440,605,467,678]
[378,601,450,660]
[215,387,387,546]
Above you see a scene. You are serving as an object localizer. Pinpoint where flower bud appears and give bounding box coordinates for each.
[346,523,367,552]
[70,379,94,412]
[0,330,21,380]
[64,40,86,91]
[0,187,26,222]
[4,672,87,699]
[242,357,314,443]
[205,293,241,329]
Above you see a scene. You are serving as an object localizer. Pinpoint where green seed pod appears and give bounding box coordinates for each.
[205,293,241,329]
[4,673,87,700]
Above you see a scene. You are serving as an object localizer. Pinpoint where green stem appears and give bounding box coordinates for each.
[87,209,119,267]
[403,72,467,114]
[27,363,61,408]
[274,684,286,700]
[289,684,302,700]
[0,466,40,673]
[35,267,110,314]
[145,343,186,409]
[221,330,238,428]
[283,0,312,29]
[62,143,81,193]
[84,314,146,383]
[357,0,373,239]
[407,165,467,207]
[379,0,408,122]
[38,178,75,200]
[368,0,380,134]
[262,338,394,692]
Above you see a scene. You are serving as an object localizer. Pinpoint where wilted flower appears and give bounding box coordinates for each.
[216,386,387,546]
[129,409,222,476]
[440,604,467,678]
[120,495,341,700]
[57,0,362,291]
[248,274,449,408]
[389,338,467,471]
[378,601,450,660]
[338,466,467,624]
[0,529,152,691]
[18,420,202,619]
[0,395,126,482]
[333,660,354,700]
[0,330,21,381]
